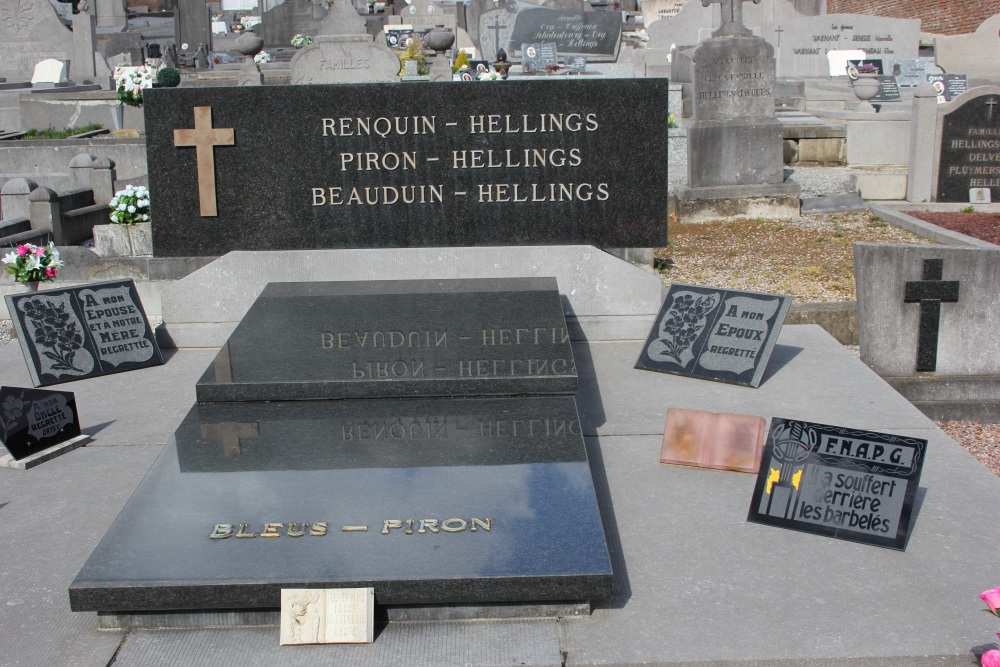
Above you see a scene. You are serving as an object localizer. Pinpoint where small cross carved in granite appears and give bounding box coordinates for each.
[702,0,762,37]
[903,259,960,372]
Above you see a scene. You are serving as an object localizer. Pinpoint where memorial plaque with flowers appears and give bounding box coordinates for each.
[5,279,163,387]
[635,284,791,387]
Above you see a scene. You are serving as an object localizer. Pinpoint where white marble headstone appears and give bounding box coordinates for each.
[31,58,68,85]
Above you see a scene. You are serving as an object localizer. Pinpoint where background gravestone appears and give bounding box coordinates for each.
[0,0,74,83]
[934,13,1000,83]
[769,14,920,79]
[5,280,164,387]
[508,6,622,61]
[855,243,1000,422]
[934,88,1000,203]
[0,386,81,461]
[748,417,926,551]
[261,0,325,48]
[635,284,791,387]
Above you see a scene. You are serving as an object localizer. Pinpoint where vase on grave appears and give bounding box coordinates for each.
[852,74,881,113]
[234,30,265,58]
[12,281,40,293]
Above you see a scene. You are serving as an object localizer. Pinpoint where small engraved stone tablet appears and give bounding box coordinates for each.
[280,588,374,645]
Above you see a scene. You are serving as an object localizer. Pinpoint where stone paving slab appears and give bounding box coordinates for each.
[0,326,997,666]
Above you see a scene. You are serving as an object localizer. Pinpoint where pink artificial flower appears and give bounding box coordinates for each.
[982,649,1000,667]
[45,267,57,278]
[16,245,28,256]
[34,246,45,256]
[981,586,1000,614]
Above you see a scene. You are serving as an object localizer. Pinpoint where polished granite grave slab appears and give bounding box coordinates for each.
[195,278,578,402]
[69,396,613,612]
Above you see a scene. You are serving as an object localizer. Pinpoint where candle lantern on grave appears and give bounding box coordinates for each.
[493,48,511,79]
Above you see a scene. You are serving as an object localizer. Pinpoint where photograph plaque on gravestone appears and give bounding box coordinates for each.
[873,75,902,102]
[521,42,558,73]
[5,279,164,387]
[747,418,926,551]
[0,386,82,461]
[635,284,792,387]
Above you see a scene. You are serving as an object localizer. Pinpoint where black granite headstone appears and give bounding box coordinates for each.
[144,79,667,257]
[0,386,81,461]
[747,418,926,551]
[196,278,577,402]
[936,90,1000,202]
[5,280,164,387]
[70,277,613,614]
[508,8,621,60]
[634,284,792,387]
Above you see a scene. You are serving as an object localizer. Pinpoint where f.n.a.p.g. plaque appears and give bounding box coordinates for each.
[747,418,926,550]
[635,284,791,387]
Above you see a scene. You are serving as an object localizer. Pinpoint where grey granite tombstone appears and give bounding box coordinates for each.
[174,0,212,54]
[0,0,74,83]
[467,0,582,54]
[478,8,517,61]
[855,243,1000,421]
[288,0,400,84]
[95,0,127,29]
[260,0,324,49]
[935,13,1000,83]
[769,14,920,79]
[70,278,613,615]
[635,283,791,387]
[72,10,98,80]
[748,417,926,551]
[888,57,942,88]
[5,280,164,387]
[674,7,800,221]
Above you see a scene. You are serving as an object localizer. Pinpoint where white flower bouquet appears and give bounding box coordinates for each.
[114,66,154,108]
[291,34,313,48]
[254,51,273,64]
[109,185,151,225]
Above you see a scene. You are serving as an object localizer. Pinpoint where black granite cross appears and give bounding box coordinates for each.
[903,259,960,372]
[702,0,762,37]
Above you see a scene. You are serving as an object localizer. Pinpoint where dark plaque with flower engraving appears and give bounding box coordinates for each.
[5,279,163,387]
[747,418,926,550]
[635,284,791,387]
[0,386,82,460]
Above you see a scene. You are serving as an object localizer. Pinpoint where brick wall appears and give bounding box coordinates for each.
[828,0,1000,35]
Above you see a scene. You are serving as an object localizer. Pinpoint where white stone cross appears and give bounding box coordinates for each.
[702,0,761,37]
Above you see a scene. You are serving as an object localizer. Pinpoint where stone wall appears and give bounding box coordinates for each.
[827,0,1000,36]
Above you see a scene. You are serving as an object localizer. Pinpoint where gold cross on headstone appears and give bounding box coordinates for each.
[702,0,761,37]
[174,106,234,217]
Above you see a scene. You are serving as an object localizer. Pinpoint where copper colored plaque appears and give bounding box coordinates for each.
[660,407,765,473]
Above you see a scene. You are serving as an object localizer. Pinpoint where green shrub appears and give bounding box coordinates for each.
[156,67,181,87]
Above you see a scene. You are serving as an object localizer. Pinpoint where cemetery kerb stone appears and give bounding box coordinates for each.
[0,0,74,83]
[69,278,614,613]
[5,280,164,387]
[932,87,1000,203]
[143,79,669,257]
[635,284,791,387]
